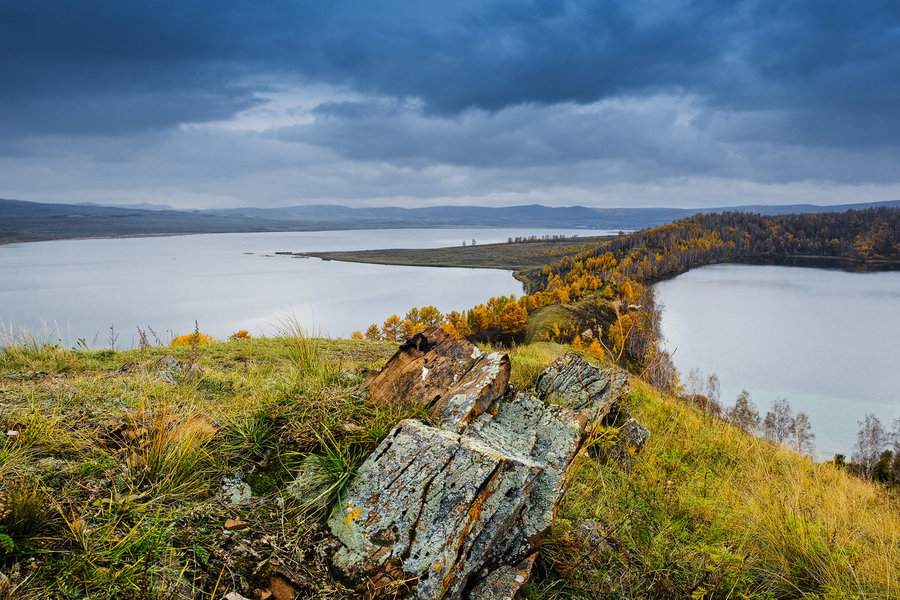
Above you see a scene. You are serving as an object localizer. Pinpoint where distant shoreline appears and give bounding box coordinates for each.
[0,226,612,248]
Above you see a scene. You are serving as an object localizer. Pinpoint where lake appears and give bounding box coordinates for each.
[0,228,600,347]
[654,264,900,458]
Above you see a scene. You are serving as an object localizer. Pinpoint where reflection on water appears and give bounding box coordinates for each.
[0,228,602,348]
[655,264,900,458]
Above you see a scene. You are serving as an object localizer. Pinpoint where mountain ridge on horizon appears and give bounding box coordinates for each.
[3,196,899,245]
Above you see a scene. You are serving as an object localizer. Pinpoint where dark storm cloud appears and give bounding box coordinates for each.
[1,0,899,206]
[4,1,898,135]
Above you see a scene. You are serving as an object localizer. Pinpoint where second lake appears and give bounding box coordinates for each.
[654,264,900,458]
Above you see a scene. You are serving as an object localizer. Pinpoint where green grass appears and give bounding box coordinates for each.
[1,333,898,599]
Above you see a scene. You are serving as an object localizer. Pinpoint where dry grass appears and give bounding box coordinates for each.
[536,377,900,599]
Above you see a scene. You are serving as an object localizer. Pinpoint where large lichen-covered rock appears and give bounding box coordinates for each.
[465,393,586,558]
[330,391,587,599]
[330,341,630,599]
[364,326,510,431]
[534,352,627,425]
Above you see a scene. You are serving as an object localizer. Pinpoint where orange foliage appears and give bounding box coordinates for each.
[170,332,215,347]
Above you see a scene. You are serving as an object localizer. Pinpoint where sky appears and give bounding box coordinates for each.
[1,0,899,210]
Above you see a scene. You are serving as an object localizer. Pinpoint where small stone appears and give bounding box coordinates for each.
[605,417,651,471]
[224,593,251,600]
[153,370,177,385]
[224,517,249,531]
[618,418,651,452]
[5,430,18,440]
[574,519,612,554]
[221,473,253,505]
[157,355,182,370]
[183,363,205,379]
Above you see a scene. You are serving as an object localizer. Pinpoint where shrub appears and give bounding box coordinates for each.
[170,332,215,347]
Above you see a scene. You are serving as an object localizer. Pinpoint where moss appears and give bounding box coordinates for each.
[247,473,277,496]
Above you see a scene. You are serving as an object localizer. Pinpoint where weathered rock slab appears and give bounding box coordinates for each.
[364,326,510,432]
[329,419,542,599]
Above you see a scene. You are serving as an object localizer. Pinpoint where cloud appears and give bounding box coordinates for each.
[0,0,899,207]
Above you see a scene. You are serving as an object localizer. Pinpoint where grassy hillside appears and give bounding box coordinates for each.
[0,199,312,245]
[1,335,898,599]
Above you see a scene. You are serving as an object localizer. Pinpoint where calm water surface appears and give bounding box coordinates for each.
[655,264,900,457]
[0,228,601,347]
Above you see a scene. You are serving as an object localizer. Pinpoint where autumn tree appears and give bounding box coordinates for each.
[418,306,444,326]
[763,397,793,444]
[647,348,679,392]
[445,311,470,338]
[381,315,404,342]
[401,319,425,340]
[726,389,760,433]
[403,307,420,325]
[684,367,703,397]
[853,413,887,480]
[705,374,721,407]
[365,324,381,341]
[789,411,815,455]
[499,301,527,334]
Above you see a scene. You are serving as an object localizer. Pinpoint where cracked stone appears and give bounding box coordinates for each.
[364,326,510,432]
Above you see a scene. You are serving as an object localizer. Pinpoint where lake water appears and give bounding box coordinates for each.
[655,264,900,458]
[0,228,601,347]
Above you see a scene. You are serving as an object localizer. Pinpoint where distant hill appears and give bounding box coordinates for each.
[75,201,175,211]
[0,198,307,244]
[3,197,899,244]
[207,199,900,230]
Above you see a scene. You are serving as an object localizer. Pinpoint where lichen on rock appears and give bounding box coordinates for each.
[534,352,627,426]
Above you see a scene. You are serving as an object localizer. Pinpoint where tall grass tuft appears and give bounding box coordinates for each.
[0,324,78,373]
[125,411,216,500]
[57,509,181,599]
[276,315,342,383]
[290,431,363,520]
[1,481,52,540]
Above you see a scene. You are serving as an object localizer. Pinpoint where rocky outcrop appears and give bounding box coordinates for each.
[534,352,627,426]
[328,328,632,599]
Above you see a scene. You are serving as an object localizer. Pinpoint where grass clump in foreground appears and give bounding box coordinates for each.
[0,334,898,599]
